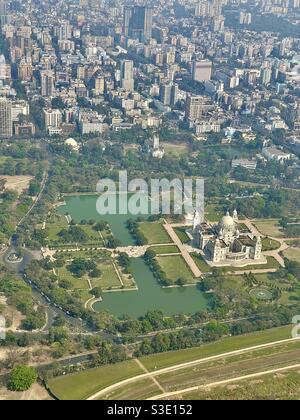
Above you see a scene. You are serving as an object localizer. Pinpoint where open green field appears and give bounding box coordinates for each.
[174,227,190,244]
[262,237,281,252]
[138,221,172,245]
[191,254,211,273]
[156,342,300,395]
[183,370,300,400]
[150,245,180,255]
[283,247,300,262]
[46,216,109,249]
[91,260,122,290]
[98,378,160,400]
[156,255,196,284]
[254,273,292,291]
[56,266,90,290]
[56,256,128,295]
[139,326,292,371]
[162,142,189,157]
[205,204,223,222]
[254,220,285,238]
[47,360,143,400]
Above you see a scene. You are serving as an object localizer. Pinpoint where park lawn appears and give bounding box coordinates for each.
[46,217,69,241]
[47,222,107,248]
[174,227,190,244]
[254,273,292,290]
[254,220,285,238]
[184,371,300,400]
[54,249,111,261]
[72,289,92,304]
[286,239,300,248]
[150,245,180,255]
[191,254,211,273]
[47,360,143,400]
[79,225,105,246]
[91,260,122,290]
[56,266,90,290]
[139,325,292,372]
[205,204,223,222]
[262,237,281,251]
[283,247,300,262]
[138,221,172,245]
[162,142,189,156]
[238,223,251,233]
[156,255,196,284]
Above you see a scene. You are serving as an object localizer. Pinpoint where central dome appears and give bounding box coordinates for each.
[220,213,235,229]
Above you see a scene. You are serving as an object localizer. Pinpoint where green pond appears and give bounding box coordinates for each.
[58,195,209,318]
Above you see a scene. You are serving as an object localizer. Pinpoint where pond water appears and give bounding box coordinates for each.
[58,195,209,318]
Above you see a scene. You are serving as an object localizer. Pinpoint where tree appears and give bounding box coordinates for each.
[8,365,38,391]
[177,277,187,287]
[90,287,102,298]
[94,221,108,231]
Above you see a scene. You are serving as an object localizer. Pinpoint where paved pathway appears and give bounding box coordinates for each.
[135,359,165,394]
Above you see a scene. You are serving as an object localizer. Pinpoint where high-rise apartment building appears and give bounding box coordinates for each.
[41,71,55,97]
[0,97,12,138]
[192,60,212,83]
[185,95,205,121]
[0,0,9,26]
[123,6,153,42]
[44,109,62,128]
[120,60,134,92]
[160,83,179,106]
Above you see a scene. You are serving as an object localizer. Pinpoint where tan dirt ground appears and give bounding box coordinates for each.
[0,175,33,194]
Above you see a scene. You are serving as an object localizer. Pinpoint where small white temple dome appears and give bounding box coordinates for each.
[65,138,79,151]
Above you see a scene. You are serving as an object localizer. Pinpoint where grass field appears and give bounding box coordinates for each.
[254,273,293,291]
[98,378,160,400]
[56,257,126,294]
[191,254,211,273]
[156,255,196,284]
[156,342,300,395]
[262,237,281,251]
[162,142,189,157]
[47,360,143,400]
[138,221,172,245]
[254,220,285,238]
[150,245,180,255]
[57,266,90,290]
[91,260,122,290]
[283,247,300,262]
[183,371,300,400]
[139,326,292,371]
[46,218,108,248]
[205,204,223,222]
[174,227,190,244]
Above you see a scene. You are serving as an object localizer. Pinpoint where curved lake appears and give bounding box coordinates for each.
[58,195,209,318]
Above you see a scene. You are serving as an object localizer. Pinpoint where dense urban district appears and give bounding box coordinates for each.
[0,0,300,401]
